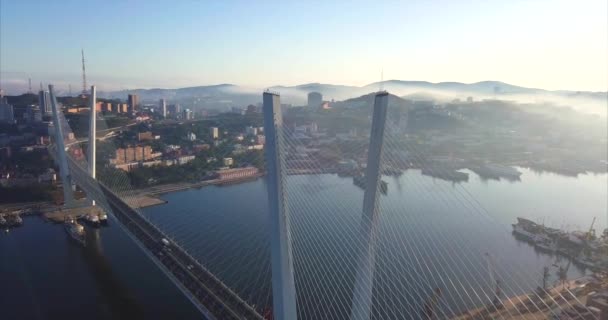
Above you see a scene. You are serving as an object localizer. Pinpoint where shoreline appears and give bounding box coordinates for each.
[123,173,265,208]
[122,167,608,208]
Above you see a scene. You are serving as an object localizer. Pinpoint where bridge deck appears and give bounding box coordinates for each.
[68,158,265,320]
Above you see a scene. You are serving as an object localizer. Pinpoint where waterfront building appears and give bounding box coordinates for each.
[215,167,259,180]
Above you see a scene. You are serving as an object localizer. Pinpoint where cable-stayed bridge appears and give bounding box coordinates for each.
[46,85,603,320]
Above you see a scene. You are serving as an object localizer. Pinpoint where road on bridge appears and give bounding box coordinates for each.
[67,157,266,320]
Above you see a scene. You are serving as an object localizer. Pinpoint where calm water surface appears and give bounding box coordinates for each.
[1,168,606,319]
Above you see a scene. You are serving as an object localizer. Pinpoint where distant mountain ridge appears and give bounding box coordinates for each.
[98,80,606,111]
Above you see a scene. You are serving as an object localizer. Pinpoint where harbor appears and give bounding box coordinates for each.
[453,273,608,319]
[511,217,608,272]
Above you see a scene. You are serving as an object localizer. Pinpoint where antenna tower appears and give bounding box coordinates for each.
[81,49,88,95]
[28,78,32,93]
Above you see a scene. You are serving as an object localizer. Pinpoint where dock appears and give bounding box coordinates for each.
[44,205,105,223]
[122,195,167,209]
[453,275,607,319]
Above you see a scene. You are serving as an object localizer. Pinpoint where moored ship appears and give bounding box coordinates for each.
[65,219,86,246]
[99,212,108,225]
[84,213,100,227]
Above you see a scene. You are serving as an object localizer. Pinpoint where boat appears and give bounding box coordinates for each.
[7,215,23,227]
[543,226,566,239]
[512,224,536,241]
[534,234,557,253]
[564,232,585,247]
[84,213,100,227]
[574,254,597,269]
[353,175,388,194]
[471,164,522,180]
[515,217,542,233]
[421,167,469,182]
[65,219,86,246]
[99,212,108,225]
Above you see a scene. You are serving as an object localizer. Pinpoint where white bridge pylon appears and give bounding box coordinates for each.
[88,85,97,205]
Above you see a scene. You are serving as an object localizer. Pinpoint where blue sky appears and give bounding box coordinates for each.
[1,0,606,93]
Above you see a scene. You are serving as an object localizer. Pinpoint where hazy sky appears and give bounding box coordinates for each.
[1,0,606,93]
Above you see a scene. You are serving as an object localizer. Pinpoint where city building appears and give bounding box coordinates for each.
[193,144,210,152]
[210,127,219,139]
[138,132,153,141]
[95,101,103,112]
[245,104,258,114]
[245,126,258,136]
[223,157,234,166]
[0,96,15,123]
[128,94,139,112]
[38,90,52,114]
[185,132,196,141]
[26,106,42,122]
[169,104,181,115]
[247,144,263,150]
[111,146,161,166]
[160,99,167,118]
[231,107,244,115]
[215,167,259,180]
[307,92,322,108]
[164,155,196,166]
[256,134,266,145]
[183,108,194,120]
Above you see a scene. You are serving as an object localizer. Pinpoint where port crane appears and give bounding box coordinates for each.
[484,253,503,310]
[556,260,571,291]
[586,217,596,241]
[422,287,442,320]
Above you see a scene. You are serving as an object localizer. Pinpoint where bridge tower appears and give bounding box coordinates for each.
[262,91,297,320]
[49,84,75,207]
[88,85,97,205]
[350,91,389,320]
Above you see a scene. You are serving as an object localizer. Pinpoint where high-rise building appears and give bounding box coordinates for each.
[38,90,52,114]
[307,92,322,108]
[245,126,258,136]
[113,103,128,113]
[210,127,219,139]
[246,104,258,114]
[160,99,167,118]
[183,108,193,120]
[128,94,139,112]
[0,96,15,123]
[26,106,42,122]
[169,103,182,117]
